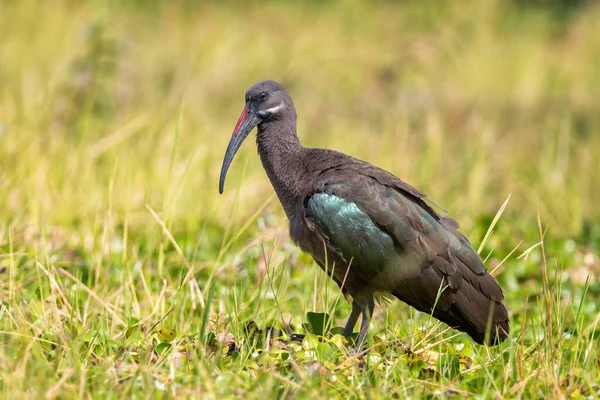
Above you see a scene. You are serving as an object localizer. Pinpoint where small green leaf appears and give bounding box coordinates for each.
[156,342,171,355]
[409,359,427,378]
[330,327,345,336]
[323,360,337,370]
[330,334,347,349]
[157,329,177,343]
[306,312,331,336]
[317,342,335,359]
[302,333,320,350]
[125,330,144,346]
[125,324,141,339]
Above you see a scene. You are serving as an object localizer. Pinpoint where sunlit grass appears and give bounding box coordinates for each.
[1,0,599,398]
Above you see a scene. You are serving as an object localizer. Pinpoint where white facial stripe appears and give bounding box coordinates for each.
[265,102,285,113]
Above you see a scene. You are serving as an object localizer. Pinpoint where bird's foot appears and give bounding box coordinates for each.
[342,333,369,357]
[347,347,368,358]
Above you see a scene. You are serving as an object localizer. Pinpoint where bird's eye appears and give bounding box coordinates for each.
[259,92,268,102]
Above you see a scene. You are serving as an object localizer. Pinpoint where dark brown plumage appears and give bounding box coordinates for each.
[219,80,509,347]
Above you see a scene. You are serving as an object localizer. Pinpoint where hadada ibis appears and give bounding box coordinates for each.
[219,80,509,347]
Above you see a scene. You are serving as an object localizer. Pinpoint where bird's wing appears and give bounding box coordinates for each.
[305,170,508,344]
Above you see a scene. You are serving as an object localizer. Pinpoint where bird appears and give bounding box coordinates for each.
[219,80,509,348]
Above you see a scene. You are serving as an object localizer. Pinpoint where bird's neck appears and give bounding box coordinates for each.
[256,121,305,218]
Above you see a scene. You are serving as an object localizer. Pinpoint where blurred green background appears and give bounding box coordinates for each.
[1,0,599,237]
[1,0,599,397]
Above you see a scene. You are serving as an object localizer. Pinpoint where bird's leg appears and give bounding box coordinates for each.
[355,297,375,349]
[342,301,362,337]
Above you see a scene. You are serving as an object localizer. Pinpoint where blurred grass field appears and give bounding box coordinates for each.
[1,0,600,398]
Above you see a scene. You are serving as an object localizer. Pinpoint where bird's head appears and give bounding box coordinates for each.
[219,80,293,194]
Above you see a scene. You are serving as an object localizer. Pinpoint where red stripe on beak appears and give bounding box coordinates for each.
[232,107,249,137]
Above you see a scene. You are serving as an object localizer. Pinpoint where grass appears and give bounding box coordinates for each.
[1,0,600,398]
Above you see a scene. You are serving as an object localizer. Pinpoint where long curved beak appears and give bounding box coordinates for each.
[219,105,262,194]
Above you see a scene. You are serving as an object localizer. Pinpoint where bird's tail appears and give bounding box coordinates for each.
[432,285,510,345]
[392,280,510,346]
